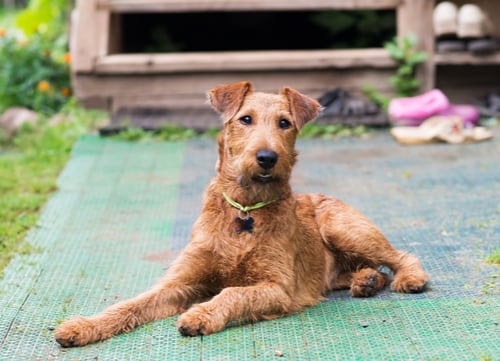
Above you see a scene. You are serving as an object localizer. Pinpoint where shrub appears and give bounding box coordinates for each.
[0,0,71,114]
[0,29,71,114]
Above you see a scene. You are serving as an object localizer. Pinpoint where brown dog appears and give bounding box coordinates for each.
[55,81,428,347]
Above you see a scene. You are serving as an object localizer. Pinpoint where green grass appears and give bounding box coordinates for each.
[299,123,371,138]
[480,353,494,361]
[110,123,371,142]
[111,124,214,142]
[0,102,106,274]
[485,248,500,265]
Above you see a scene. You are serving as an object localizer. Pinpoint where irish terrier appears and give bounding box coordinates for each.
[55,81,428,347]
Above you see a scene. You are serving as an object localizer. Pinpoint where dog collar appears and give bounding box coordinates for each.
[222,192,276,234]
[222,192,275,212]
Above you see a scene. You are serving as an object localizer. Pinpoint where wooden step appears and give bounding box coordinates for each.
[96,0,401,12]
[94,49,395,74]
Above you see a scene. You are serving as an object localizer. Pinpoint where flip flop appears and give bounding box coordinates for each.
[462,126,493,142]
[390,116,492,145]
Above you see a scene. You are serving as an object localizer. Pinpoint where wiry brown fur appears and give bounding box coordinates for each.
[55,81,428,347]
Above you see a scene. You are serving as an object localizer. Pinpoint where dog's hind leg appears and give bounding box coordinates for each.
[329,268,388,297]
[384,251,429,293]
[55,250,215,347]
[310,194,429,295]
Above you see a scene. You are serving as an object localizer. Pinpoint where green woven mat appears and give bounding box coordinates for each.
[0,134,498,361]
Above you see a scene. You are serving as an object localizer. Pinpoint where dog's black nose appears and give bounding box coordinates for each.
[256,149,278,169]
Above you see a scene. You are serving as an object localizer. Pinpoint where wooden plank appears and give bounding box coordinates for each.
[96,0,401,12]
[108,13,122,54]
[72,0,98,72]
[73,68,395,101]
[397,0,435,91]
[96,10,110,57]
[93,49,395,74]
[434,52,500,65]
[111,94,209,113]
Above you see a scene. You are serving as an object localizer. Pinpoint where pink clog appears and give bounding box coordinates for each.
[389,89,450,126]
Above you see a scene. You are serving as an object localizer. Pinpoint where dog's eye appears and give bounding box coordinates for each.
[239,115,253,125]
[279,119,292,129]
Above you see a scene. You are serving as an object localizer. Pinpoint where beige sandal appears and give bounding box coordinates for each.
[390,116,492,145]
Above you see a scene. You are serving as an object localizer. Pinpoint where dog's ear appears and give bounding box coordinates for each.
[280,87,321,131]
[208,81,254,121]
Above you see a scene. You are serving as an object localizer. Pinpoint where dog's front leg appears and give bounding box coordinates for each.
[55,282,196,347]
[177,282,291,336]
[55,250,213,347]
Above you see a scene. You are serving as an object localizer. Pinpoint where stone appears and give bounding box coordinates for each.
[0,107,39,136]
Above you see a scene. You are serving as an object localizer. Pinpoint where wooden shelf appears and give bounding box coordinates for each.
[96,0,401,12]
[434,52,500,65]
[95,49,395,74]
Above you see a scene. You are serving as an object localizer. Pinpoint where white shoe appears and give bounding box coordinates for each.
[433,1,458,37]
[457,4,493,38]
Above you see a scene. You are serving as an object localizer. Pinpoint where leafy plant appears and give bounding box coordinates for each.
[0,30,71,114]
[0,0,71,114]
[384,35,427,97]
[364,35,427,110]
[362,85,390,111]
[300,124,370,139]
[111,124,227,142]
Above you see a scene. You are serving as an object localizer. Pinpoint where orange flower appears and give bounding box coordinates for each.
[61,87,71,96]
[0,28,6,37]
[37,80,51,92]
[62,52,71,64]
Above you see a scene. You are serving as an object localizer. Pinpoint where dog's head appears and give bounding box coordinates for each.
[209,81,320,188]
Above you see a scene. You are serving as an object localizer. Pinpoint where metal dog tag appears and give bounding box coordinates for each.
[234,216,254,234]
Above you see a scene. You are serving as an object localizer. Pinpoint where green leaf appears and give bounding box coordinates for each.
[385,44,405,60]
[397,64,413,76]
[407,51,428,65]
[403,34,417,49]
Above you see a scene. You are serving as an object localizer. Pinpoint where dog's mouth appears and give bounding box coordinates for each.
[252,173,276,184]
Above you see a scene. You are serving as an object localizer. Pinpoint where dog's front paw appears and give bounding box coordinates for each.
[176,305,224,337]
[391,272,429,293]
[54,317,99,347]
